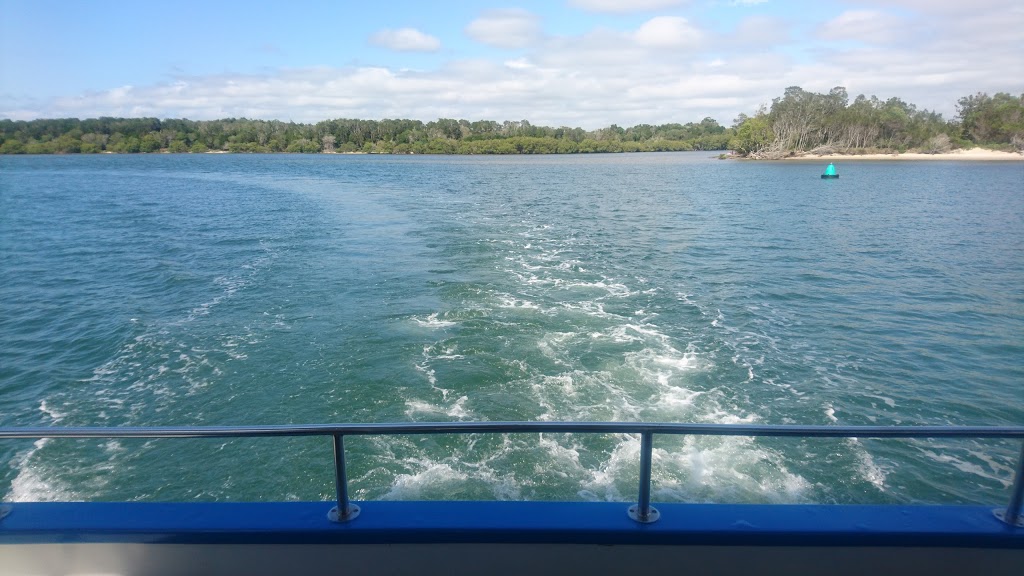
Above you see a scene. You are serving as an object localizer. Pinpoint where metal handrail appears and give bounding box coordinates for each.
[2,422,1023,527]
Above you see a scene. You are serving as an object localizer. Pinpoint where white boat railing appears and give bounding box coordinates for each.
[2,422,1023,526]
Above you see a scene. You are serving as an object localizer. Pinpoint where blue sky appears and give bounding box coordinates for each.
[2,0,1021,128]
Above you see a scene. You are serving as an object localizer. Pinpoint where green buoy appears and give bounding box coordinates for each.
[821,163,839,179]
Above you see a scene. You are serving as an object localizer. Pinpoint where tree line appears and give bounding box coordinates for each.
[0,116,729,155]
[729,87,1023,158]
[1,88,1021,156]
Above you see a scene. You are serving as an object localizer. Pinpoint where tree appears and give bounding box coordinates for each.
[321,134,336,153]
[958,92,1024,145]
[168,140,189,153]
[139,133,162,153]
[729,115,774,156]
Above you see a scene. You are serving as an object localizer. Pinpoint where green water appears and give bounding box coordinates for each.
[1,153,1021,505]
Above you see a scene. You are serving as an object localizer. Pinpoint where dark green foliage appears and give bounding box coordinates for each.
[3,89,1019,156]
[729,87,1021,158]
[728,115,773,156]
[0,115,734,155]
[957,92,1024,148]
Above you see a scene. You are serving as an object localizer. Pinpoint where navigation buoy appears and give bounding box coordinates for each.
[821,163,839,179]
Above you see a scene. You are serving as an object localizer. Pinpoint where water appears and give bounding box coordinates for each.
[1,153,1022,506]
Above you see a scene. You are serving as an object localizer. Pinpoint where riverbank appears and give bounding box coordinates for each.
[779,148,1023,161]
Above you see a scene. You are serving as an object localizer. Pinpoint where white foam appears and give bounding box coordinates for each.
[576,431,805,506]
[527,370,640,422]
[496,294,540,310]
[5,439,76,502]
[413,312,457,329]
[711,309,724,327]
[536,332,576,363]
[849,438,887,490]
[865,394,897,408]
[38,400,66,423]
[556,280,633,298]
[467,219,812,503]
[558,300,613,319]
[535,374,579,398]
[381,446,522,501]
[577,434,636,502]
[620,346,705,400]
[604,325,646,344]
[698,408,758,426]
[967,448,1015,487]
[655,435,811,504]
[654,353,696,371]
[416,342,466,398]
[920,448,1010,487]
[660,386,703,410]
[420,340,465,363]
[824,405,838,422]
[404,400,440,416]
[414,363,438,386]
[403,396,471,420]
[538,434,583,474]
[447,396,470,419]
[383,460,469,500]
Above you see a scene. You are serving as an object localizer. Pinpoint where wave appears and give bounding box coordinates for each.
[378,218,817,504]
[5,243,279,501]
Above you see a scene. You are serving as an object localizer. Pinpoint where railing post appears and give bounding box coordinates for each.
[995,441,1024,527]
[628,431,660,523]
[328,434,360,522]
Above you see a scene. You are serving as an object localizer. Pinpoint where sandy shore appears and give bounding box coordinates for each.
[780,147,1023,161]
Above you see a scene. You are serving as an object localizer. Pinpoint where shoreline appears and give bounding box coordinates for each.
[5,147,1021,159]
[776,147,1023,161]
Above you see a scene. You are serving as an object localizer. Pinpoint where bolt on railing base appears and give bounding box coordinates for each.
[628,504,660,524]
[328,504,361,523]
[992,508,1024,528]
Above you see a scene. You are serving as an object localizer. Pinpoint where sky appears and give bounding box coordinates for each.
[1,0,1022,129]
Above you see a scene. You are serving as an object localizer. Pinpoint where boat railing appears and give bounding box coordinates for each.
[2,421,1023,527]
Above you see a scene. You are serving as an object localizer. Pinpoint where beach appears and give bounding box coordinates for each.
[780,147,1023,161]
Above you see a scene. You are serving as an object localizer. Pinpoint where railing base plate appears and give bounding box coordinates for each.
[992,508,1024,528]
[328,504,361,523]
[628,504,660,524]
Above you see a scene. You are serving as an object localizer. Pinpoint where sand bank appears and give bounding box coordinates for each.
[781,147,1023,161]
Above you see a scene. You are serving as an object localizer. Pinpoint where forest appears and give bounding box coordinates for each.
[0,116,728,155]
[1,88,1021,156]
[729,88,1024,158]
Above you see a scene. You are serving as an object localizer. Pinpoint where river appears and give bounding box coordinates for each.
[1,152,1021,505]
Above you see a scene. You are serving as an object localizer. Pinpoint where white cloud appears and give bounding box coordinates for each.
[569,0,687,13]
[844,0,1014,15]
[504,58,533,70]
[4,2,1021,129]
[818,10,904,45]
[18,55,773,129]
[369,28,441,52]
[537,28,647,69]
[634,17,704,49]
[729,15,789,47]
[465,9,541,49]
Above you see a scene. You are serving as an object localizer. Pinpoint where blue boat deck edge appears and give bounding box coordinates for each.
[1,502,1021,548]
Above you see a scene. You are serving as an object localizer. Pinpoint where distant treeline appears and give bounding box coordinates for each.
[0,116,730,155]
[1,87,1021,156]
[731,88,1024,158]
